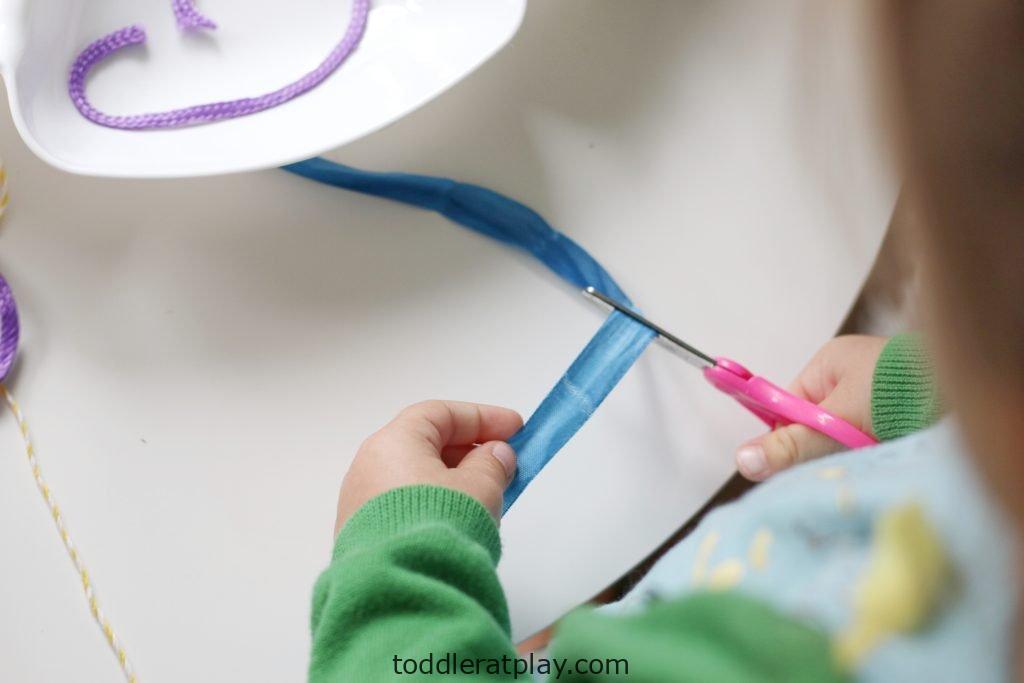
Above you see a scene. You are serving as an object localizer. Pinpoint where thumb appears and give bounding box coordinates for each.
[736,425,842,481]
[735,393,854,481]
[457,441,517,489]
[455,441,517,519]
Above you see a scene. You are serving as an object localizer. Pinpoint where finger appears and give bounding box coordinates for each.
[786,336,862,403]
[789,335,885,404]
[787,352,833,403]
[392,400,523,451]
[440,445,474,467]
[457,441,517,489]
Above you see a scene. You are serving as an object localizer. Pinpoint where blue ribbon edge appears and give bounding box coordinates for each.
[284,159,655,514]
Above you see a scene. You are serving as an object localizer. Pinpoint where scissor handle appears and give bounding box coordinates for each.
[703,357,877,449]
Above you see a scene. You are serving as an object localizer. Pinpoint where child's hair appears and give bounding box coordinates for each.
[883,0,1024,524]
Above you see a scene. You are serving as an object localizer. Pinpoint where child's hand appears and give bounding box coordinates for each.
[334,400,523,533]
[735,335,887,481]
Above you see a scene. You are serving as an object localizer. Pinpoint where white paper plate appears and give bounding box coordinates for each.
[0,0,526,178]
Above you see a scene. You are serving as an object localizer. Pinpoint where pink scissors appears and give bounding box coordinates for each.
[584,287,877,449]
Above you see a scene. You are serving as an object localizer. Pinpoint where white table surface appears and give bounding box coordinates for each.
[0,2,894,681]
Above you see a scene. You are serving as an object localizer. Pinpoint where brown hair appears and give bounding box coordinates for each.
[883,0,1024,524]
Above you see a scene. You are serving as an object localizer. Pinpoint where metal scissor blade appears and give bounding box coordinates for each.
[582,287,716,369]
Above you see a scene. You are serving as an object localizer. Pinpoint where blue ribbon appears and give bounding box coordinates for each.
[284,159,655,513]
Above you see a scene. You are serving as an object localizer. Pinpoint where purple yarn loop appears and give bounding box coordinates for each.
[172,0,217,32]
[0,273,19,382]
[69,0,370,130]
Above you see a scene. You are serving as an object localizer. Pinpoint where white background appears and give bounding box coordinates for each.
[0,2,894,681]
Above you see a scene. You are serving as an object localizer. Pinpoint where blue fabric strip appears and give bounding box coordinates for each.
[503,314,654,510]
[284,159,655,513]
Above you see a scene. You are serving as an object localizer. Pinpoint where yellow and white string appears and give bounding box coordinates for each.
[1,159,137,681]
[3,386,138,682]
[0,159,9,219]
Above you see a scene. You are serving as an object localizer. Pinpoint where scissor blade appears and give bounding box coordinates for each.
[582,287,716,369]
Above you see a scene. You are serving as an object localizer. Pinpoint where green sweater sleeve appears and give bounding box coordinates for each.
[309,485,515,682]
[309,485,844,682]
[871,334,943,440]
[551,593,845,682]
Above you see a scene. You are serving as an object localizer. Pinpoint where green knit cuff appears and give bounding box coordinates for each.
[871,334,943,441]
[332,485,502,565]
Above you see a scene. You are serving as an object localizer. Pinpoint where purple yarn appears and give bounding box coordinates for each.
[0,273,19,382]
[69,0,370,130]
[172,0,217,32]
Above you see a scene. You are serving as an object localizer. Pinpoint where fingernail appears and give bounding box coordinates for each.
[490,442,517,480]
[736,445,769,479]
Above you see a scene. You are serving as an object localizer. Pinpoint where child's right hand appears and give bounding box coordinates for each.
[734,335,887,481]
[334,400,523,534]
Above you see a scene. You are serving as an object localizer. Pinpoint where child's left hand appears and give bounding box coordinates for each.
[334,400,523,534]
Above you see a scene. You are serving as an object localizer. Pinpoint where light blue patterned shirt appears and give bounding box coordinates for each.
[606,421,1019,682]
